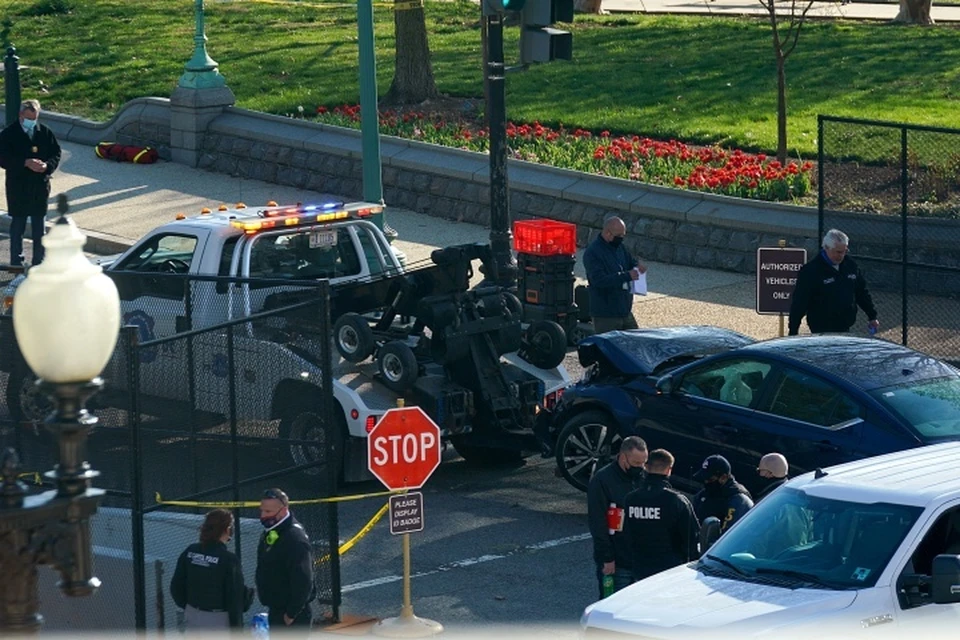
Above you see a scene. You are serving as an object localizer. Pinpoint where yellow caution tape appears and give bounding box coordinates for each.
[154,487,403,508]
[16,472,43,485]
[316,501,390,565]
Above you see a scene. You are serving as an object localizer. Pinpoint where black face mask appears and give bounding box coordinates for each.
[609,236,624,248]
[626,465,644,480]
[704,480,725,496]
[756,476,780,493]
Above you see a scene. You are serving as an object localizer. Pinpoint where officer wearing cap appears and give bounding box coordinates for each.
[624,449,700,582]
[755,453,790,502]
[692,455,753,533]
[587,436,648,598]
[255,488,315,634]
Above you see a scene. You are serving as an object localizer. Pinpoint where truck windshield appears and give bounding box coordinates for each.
[701,488,921,589]
[869,376,960,441]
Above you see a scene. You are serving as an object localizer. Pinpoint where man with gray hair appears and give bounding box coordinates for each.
[788,229,878,336]
[583,215,647,333]
[0,99,61,266]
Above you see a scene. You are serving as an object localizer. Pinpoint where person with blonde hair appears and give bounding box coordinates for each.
[170,508,251,630]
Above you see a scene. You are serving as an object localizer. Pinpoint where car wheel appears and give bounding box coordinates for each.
[555,410,621,492]
[377,340,419,393]
[524,320,567,369]
[6,369,53,429]
[333,313,375,363]
[279,399,345,485]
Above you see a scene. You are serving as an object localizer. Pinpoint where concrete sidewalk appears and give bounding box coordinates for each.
[0,140,790,340]
[603,0,960,21]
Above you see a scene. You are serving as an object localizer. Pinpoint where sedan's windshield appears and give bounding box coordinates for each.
[700,488,921,589]
[870,376,960,440]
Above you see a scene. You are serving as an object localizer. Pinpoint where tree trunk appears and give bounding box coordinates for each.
[575,0,606,14]
[776,56,788,165]
[894,0,934,24]
[382,1,439,105]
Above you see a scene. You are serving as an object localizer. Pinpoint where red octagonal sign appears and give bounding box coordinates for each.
[367,406,442,490]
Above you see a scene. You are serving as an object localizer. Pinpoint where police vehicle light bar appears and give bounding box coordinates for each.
[228,202,384,233]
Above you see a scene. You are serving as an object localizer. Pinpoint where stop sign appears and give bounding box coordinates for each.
[367,406,442,490]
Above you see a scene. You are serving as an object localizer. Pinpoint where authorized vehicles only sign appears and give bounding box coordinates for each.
[756,247,807,315]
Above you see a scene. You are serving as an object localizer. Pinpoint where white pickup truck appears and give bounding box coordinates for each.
[581,442,960,639]
[3,201,570,482]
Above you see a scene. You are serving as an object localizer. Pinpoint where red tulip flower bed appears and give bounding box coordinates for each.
[315,104,813,203]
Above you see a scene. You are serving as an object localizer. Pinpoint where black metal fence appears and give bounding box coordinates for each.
[0,269,342,633]
[818,115,960,364]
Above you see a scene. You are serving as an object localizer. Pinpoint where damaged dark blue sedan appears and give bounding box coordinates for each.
[544,326,960,492]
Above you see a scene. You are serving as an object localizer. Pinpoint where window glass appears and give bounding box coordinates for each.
[247,228,361,280]
[117,234,198,273]
[357,227,387,277]
[219,236,239,277]
[701,488,921,590]
[766,369,860,426]
[870,377,960,441]
[679,359,772,408]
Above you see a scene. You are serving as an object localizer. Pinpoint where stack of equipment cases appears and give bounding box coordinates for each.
[513,219,583,345]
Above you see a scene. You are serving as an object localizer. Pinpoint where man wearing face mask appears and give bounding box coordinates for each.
[255,488,314,634]
[0,99,61,266]
[692,454,753,533]
[583,215,647,334]
[587,436,648,598]
[754,452,790,502]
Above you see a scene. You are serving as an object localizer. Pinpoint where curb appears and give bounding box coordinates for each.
[0,213,135,257]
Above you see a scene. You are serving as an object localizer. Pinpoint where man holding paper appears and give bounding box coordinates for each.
[583,216,648,334]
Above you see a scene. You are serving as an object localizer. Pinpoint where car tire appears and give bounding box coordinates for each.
[524,320,568,369]
[450,436,524,467]
[279,398,345,486]
[555,410,621,492]
[377,340,419,393]
[333,313,375,363]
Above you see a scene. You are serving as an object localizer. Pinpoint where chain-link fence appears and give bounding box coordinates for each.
[818,116,960,364]
[0,269,341,634]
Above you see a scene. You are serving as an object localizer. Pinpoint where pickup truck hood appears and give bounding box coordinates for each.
[576,325,756,376]
[583,565,858,638]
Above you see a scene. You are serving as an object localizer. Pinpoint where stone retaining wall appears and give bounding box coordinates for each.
[37,99,960,284]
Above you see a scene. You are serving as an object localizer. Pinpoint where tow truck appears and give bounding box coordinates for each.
[2,201,570,481]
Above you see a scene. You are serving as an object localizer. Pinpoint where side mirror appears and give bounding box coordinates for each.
[932,554,960,604]
[897,573,930,609]
[699,516,722,553]
[655,374,674,395]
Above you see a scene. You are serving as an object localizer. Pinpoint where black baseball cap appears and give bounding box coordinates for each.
[693,455,731,482]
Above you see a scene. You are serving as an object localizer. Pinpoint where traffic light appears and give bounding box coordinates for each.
[520,0,573,64]
[482,0,527,16]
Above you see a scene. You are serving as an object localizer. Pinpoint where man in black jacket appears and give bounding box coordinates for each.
[692,455,753,533]
[0,99,61,266]
[788,229,879,336]
[583,216,647,334]
[256,488,314,634]
[624,449,700,582]
[587,436,648,598]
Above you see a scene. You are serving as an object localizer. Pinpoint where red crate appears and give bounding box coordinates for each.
[513,219,576,256]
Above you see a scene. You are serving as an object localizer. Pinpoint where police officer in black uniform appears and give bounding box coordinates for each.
[788,228,879,336]
[624,449,700,582]
[587,436,648,598]
[256,488,314,635]
[692,454,754,533]
[170,508,251,630]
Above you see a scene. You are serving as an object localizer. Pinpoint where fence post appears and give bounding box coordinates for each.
[900,126,908,347]
[319,280,342,621]
[227,322,242,568]
[125,325,148,631]
[155,559,166,634]
[817,115,824,243]
[4,46,21,128]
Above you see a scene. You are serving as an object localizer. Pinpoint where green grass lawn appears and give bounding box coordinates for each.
[3,0,960,157]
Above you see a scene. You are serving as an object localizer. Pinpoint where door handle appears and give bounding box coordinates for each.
[713,424,739,434]
[816,441,839,452]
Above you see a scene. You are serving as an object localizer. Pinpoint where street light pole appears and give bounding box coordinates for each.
[0,195,121,634]
[178,0,226,89]
[484,13,518,290]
